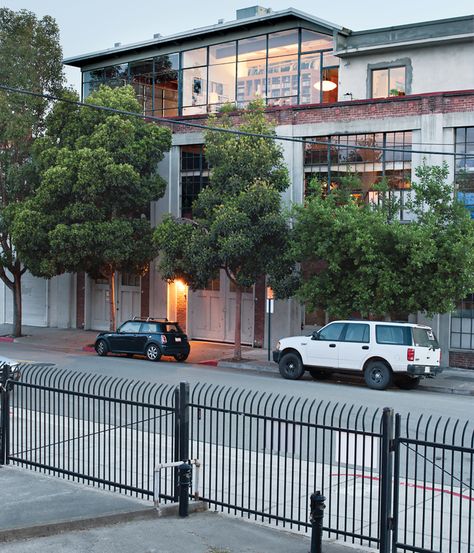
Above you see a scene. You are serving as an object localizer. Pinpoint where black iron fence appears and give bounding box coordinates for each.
[1,364,473,553]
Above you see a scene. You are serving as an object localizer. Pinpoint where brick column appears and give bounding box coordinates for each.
[253,275,266,348]
[141,268,150,318]
[76,272,85,329]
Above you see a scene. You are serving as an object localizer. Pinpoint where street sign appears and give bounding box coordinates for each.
[266,298,274,314]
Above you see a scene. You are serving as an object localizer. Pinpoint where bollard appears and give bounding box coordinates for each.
[310,491,326,553]
[178,462,192,517]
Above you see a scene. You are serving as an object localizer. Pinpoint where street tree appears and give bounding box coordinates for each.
[287,162,474,319]
[0,8,64,336]
[154,99,291,359]
[12,85,172,330]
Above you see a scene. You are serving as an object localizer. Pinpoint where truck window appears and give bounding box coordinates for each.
[376,325,412,345]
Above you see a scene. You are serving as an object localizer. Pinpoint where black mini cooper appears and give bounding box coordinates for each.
[94,318,190,362]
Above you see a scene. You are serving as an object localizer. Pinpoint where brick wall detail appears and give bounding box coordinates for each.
[141,268,150,319]
[76,272,85,329]
[253,275,266,348]
[449,350,474,370]
[176,288,187,333]
[169,90,474,135]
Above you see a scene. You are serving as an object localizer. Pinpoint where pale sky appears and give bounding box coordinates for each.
[3,0,474,92]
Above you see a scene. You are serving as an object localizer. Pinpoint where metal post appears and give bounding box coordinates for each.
[178,462,192,517]
[379,407,394,553]
[310,491,326,553]
[391,414,401,553]
[0,366,11,465]
[174,382,190,501]
[267,304,271,361]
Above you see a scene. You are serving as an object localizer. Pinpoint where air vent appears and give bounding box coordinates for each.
[236,6,271,20]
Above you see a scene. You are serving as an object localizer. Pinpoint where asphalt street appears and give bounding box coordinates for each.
[1,340,472,424]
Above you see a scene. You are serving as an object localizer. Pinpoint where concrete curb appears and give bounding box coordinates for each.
[0,501,208,543]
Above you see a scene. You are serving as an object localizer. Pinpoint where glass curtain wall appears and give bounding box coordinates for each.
[82,27,338,114]
[304,131,412,215]
[82,54,179,117]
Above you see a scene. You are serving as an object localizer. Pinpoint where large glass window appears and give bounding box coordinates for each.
[451,294,474,349]
[372,67,406,98]
[180,145,209,218]
[130,59,154,115]
[455,127,474,191]
[82,27,339,114]
[304,131,412,216]
[208,41,236,112]
[153,54,179,117]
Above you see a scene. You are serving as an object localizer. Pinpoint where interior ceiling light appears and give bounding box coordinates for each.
[314,80,337,91]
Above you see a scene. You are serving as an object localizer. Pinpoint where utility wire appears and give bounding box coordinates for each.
[1,83,473,159]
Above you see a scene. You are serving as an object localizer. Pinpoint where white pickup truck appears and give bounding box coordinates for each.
[273,320,443,390]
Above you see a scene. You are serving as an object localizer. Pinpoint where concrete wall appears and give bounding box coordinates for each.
[339,42,474,101]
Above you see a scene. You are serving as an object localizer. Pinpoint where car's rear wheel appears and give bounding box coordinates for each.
[309,368,331,380]
[279,352,304,380]
[364,360,392,390]
[145,343,162,362]
[395,376,421,390]
[95,339,108,357]
[173,353,189,362]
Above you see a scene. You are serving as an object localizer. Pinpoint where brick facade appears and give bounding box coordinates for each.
[76,272,85,329]
[140,268,150,319]
[169,90,474,134]
[449,351,474,370]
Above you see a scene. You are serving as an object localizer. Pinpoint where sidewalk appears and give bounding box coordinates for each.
[1,324,474,396]
[0,466,366,553]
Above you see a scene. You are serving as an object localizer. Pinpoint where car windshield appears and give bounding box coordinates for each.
[413,327,439,348]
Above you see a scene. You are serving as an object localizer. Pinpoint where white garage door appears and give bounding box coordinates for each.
[188,270,254,345]
[3,273,48,326]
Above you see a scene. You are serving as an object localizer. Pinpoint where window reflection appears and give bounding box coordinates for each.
[372,67,406,98]
[82,27,339,114]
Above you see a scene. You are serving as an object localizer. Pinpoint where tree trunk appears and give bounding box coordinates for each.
[234,286,242,360]
[12,274,22,338]
[108,271,117,331]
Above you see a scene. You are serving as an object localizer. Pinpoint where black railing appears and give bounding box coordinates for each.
[1,365,473,553]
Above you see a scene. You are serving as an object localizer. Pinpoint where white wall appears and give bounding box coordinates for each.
[339,42,474,101]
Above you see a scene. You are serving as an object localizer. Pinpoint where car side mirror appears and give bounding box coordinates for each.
[311,331,319,340]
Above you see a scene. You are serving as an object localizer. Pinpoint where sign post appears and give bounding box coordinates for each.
[266,287,274,361]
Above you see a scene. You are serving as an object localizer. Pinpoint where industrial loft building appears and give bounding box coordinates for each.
[1,7,473,366]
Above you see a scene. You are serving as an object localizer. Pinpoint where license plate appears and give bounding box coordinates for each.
[175,337,181,342]
[425,366,431,373]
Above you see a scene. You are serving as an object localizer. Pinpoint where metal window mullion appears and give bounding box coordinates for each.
[265,34,269,105]
[235,40,239,106]
[320,51,323,103]
[297,28,302,105]
[178,52,183,115]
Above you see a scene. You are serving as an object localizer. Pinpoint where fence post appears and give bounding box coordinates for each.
[174,382,190,501]
[379,407,394,553]
[0,368,11,465]
[391,414,401,553]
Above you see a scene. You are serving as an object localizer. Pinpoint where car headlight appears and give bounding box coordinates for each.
[275,341,281,351]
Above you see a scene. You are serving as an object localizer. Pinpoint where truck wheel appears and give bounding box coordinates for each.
[364,361,392,390]
[396,376,421,390]
[279,352,304,380]
[309,369,331,380]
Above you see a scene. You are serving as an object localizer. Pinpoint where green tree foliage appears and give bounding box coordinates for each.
[154,99,291,358]
[0,8,64,336]
[12,85,172,330]
[288,162,474,319]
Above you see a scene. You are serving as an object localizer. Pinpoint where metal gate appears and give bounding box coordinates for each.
[1,366,473,552]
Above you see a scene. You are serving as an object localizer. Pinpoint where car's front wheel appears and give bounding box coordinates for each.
[278,352,304,380]
[173,353,189,362]
[95,339,108,357]
[145,343,162,362]
[364,360,392,390]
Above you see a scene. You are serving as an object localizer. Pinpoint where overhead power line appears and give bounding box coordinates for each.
[0,83,472,159]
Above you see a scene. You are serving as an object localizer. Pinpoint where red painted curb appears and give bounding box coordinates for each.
[198,360,219,366]
[0,336,14,342]
[82,345,95,352]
